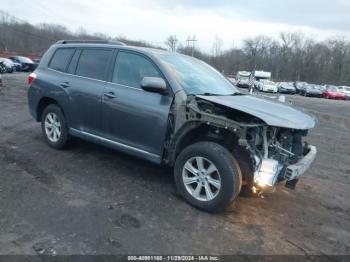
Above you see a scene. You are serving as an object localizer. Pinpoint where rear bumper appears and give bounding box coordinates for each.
[279,89,296,94]
[284,145,317,181]
[306,92,322,97]
[27,85,39,121]
[237,83,250,88]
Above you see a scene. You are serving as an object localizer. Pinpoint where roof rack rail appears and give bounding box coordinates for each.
[55,40,127,46]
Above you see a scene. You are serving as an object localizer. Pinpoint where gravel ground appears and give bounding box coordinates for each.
[0,73,350,256]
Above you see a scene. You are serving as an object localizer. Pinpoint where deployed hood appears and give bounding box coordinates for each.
[196,95,316,130]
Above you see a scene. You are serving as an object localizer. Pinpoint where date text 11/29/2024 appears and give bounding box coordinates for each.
[127,255,219,261]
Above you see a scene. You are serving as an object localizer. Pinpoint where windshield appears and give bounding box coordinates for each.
[262,80,274,85]
[0,58,13,64]
[18,56,34,63]
[157,54,239,95]
[328,86,338,91]
[340,86,350,92]
[296,82,307,87]
[239,75,249,80]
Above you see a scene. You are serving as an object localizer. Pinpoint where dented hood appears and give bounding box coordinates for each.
[196,95,316,129]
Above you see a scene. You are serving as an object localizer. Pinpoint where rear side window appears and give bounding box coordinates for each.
[113,51,161,88]
[75,49,112,81]
[49,48,75,72]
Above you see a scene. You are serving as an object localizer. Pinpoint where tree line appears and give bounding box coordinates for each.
[173,33,350,86]
[1,10,349,85]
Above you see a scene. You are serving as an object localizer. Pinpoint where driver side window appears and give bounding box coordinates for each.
[112,51,161,89]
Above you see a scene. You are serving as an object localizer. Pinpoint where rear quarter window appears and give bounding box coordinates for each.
[49,48,75,72]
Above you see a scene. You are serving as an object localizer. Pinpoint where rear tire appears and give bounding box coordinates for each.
[174,142,242,213]
[41,104,69,149]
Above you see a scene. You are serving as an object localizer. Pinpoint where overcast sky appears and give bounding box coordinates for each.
[2,0,350,51]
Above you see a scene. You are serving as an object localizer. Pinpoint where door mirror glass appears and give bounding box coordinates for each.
[141,77,167,93]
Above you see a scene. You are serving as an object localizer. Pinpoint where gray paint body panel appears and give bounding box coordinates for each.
[197,95,316,130]
[28,42,316,167]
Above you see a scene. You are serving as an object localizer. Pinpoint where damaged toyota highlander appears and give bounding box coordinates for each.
[27,40,317,212]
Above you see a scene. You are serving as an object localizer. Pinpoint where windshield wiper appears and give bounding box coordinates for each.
[200,92,241,96]
[201,92,221,96]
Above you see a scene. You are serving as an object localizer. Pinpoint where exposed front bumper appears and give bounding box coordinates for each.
[284,145,317,181]
[254,145,317,188]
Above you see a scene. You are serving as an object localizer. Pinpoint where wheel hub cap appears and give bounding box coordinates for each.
[44,112,61,143]
[182,157,221,202]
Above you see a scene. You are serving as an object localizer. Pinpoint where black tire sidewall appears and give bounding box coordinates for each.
[41,104,68,149]
[174,142,242,213]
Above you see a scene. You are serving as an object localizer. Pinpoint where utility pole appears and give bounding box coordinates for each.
[186,34,197,56]
[170,35,178,52]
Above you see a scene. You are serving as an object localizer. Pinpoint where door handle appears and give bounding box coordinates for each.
[104,92,117,99]
[60,81,70,88]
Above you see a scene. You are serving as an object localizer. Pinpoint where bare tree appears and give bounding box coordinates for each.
[1,9,350,85]
[212,36,223,57]
[165,35,178,52]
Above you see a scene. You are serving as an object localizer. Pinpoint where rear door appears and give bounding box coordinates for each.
[67,48,113,135]
[44,47,76,123]
[102,50,173,162]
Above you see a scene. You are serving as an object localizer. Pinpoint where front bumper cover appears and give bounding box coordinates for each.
[284,145,317,181]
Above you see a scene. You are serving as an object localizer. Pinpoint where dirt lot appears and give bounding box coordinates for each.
[0,73,350,256]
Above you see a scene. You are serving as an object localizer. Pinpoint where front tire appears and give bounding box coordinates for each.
[41,104,69,149]
[174,142,242,213]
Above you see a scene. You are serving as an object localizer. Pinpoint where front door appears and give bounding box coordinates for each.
[102,51,173,162]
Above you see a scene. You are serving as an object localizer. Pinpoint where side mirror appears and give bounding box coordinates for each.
[141,77,167,93]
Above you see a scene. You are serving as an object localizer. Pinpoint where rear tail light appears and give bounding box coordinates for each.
[28,72,37,86]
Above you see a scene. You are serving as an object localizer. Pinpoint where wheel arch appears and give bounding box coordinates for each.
[36,97,64,122]
[165,122,254,185]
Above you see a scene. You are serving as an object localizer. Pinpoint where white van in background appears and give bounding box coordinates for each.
[253,70,272,90]
[235,71,251,88]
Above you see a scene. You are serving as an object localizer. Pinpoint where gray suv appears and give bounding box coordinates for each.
[28,40,317,212]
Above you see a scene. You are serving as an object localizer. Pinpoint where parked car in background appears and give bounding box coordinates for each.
[9,56,35,72]
[294,81,307,94]
[338,86,350,100]
[227,77,237,85]
[258,79,278,93]
[235,71,251,88]
[277,82,296,94]
[12,61,23,71]
[300,84,323,97]
[322,85,347,100]
[0,57,16,73]
[33,59,41,69]
[0,61,7,73]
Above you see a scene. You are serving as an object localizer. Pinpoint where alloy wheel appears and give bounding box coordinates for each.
[182,157,221,201]
[44,112,61,142]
